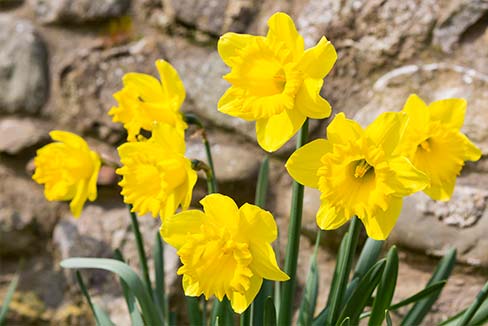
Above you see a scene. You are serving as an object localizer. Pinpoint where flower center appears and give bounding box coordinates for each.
[418,138,432,152]
[353,159,374,179]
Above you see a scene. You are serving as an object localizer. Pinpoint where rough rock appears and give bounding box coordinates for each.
[0,165,60,256]
[389,186,488,267]
[0,15,49,115]
[35,0,131,24]
[53,202,179,292]
[354,63,488,156]
[0,118,50,155]
[433,0,488,53]
[164,0,259,36]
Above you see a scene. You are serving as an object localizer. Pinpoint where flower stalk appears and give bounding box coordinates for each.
[278,119,309,326]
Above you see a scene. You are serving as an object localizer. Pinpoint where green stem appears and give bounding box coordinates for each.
[278,119,309,326]
[128,206,153,298]
[456,281,488,326]
[250,155,271,326]
[325,216,361,325]
[185,113,218,193]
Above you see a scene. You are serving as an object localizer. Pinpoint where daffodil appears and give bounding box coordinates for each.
[32,131,101,217]
[109,59,187,142]
[218,12,337,152]
[116,123,197,219]
[286,112,429,240]
[161,193,289,313]
[396,94,482,201]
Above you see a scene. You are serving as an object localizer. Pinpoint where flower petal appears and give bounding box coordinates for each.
[49,131,89,150]
[69,181,89,218]
[218,87,255,121]
[428,98,466,130]
[218,32,257,67]
[155,59,186,109]
[460,133,482,161]
[361,197,403,240]
[161,210,206,249]
[239,203,277,243]
[298,36,337,79]
[386,156,429,195]
[256,108,306,152]
[266,12,304,59]
[316,202,350,230]
[326,113,363,145]
[285,139,332,188]
[229,274,263,314]
[200,194,240,230]
[151,122,186,154]
[122,72,164,102]
[295,78,332,119]
[366,112,408,156]
[249,242,289,281]
[401,94,429,129]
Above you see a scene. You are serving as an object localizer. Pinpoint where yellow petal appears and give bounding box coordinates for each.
[386,156,429,195]
[49,131,88,150]
[155,59,186,109]
[249,242,289,281]
[69,181,89,218]
[266,12,304,59]
[361,197,403,240]
[182,274,202,297]
[428,98,466,130]
[218,32,257,67]
[295,78,332,119]
[423,176,456,201]
[316,202,349,230]
[87,152,101,201]
[161,210,205,249]
[460,133,482,161]
[256,108,306,152]
[200,194,240,230]
[218,87,255,121]
[151,123,186,154]
[402,94,429,128]
[122,72,164,102]
[229,274,263,314]
[326,113,363,145]
[285,139,331,188]
[366,112,407,156]
[298,36,337,79]
[239,203,277,243]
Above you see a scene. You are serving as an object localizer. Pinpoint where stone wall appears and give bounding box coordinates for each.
[0,0,487,324]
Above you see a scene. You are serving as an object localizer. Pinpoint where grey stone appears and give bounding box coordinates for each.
[35,0,131,24]
[433,0,488,53]
[389,186,488,267]
[164,0,259,35]
[0,165,60,256]
[0,15,49,115]
[0,118,49,155]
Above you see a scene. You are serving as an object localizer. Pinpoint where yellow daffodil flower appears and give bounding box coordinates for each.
[32,131,101,217]
[218,12,337,152]
[116,123,197,219]
[161,193,289,313]
[286,112,429,240]
[109,59,187,141]
[396,94,482,201]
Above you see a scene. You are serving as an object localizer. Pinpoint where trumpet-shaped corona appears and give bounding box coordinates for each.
[397,94,482,201]
[161,194,289,313]
[32,131,101,217]
[116,123,197,219]
[286,112,429,240]
[218,12,337,152]
[109,59,187,141]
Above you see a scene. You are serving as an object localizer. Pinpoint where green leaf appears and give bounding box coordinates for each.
[298,231,321,326]
[389,281,446,310]
[401,248,456,326]
[439,281,488,326]
[339,317,350,326]
[113,250,144,326]
[353,238,384,280]
[337,259,386,325]
[187,297,202,326]
[385,310,393,326]
[76,271,114,326]
[368,246,398,326]
[153,232,168,323]
[263,297,277,326]
[0,273,19,325]
[61,258,162,326]
[325,216,361,325]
